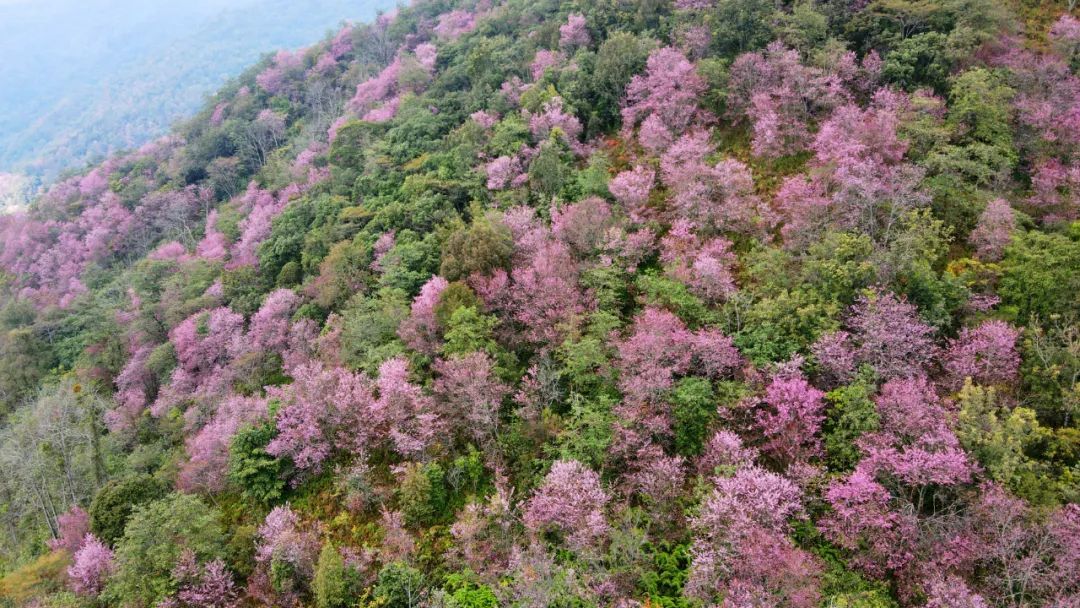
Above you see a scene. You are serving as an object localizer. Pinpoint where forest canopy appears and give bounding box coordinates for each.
[1,0,1079,606]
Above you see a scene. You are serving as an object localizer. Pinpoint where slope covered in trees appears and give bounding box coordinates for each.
[0,0,1079,606]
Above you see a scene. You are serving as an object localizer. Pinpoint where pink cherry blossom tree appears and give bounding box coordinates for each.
[266,363,374,472]
[622,47,707,137]
[608,166,654,222]
[398,275,449,355]
[49,505,90,554]
[68,534,115,596]
[524,459,609,551]
[687,466,819,607]
[943,320,1021,389]
[968,198,1014,261]
[433,352,509,444]
[755,371,826,466]
[559,14,590,51]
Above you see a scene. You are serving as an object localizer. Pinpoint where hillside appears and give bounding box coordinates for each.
[0,0,397,182]
[1,0,1079,607]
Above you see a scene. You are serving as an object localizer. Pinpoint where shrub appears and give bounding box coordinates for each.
[89,475,167,545]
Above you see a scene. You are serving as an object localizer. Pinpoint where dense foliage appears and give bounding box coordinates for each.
[1,0,1079,606]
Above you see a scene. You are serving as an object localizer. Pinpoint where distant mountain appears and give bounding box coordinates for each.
[0,0,397,181]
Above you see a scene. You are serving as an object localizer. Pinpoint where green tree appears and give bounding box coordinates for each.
[313,543,359,608]
[823,373,880,471]
[671,378,717,457]
[104,493,227,608]
[369,562,427,608]
[228,420,289,504]
[1000,228,1080,324]
[89,475,168,545]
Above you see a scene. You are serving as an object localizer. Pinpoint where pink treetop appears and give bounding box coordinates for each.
[677,25,712,61]
[811,330,857,386]
[1047,504,1080,595]
[471,110,498,129]
[617,307,694,405]
[371,231,396,273]
[160,550,238,608]
[433,352,510,443]
[153,307,246,415]
[372,356,440,458]
[638,113,674,154]
[659,129,713,186]
[49,505,90,554]
[618,308,741,406]
[148,241,191,263]
[508,239,591,346]
[857,375,976,490]
[109,344,155,433]
[349,57,401,115]
[256,506,301,562]
[1008,52,1080,163]
[328,115,351,142]
[485,156,523,191]
[1050,14,1080,66]
[329,25,354,60]
[968,198,1014,261]
[230,186,289,268]
[255,505,319,582]
[248,289,302,354]
[660,221,738,303]
[694,466,804,539]
[602,225,657,272]
[1028,158,1080,224]
[558,13,590,51]
[434,10,477,41]
[846,290,936,379]
[691,237,739,302]
[256,49,304,95]
[531,49,564,81]
[266,363,374,472]
[68,534,115,596]
[414,42,438,71]
[675,0,715,8]
[943,320,1021,389]
[362,96,401,123]
[622,47,706,137]
[820,469,918,577]
[528,96,582,143]
[179,394,268,493]
[399,275,449,355]
[727,42,846,157]
[774,92,927,244]
[686,466,815,604]
[524,459,609,550]
[812,100,906,168]
[924,576,990,608]
[379,508,415,563]
[659,131,769,235]
[698,430,758,475]
[756,372,826,465]
[608,166,655,223]
[196,210,229,261]
[551,197,614,257]
[624,445,686,511]
[78,168,109,198]
[170,307,246,377]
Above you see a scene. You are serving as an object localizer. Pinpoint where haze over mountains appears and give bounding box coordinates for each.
[0,0,395,195]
